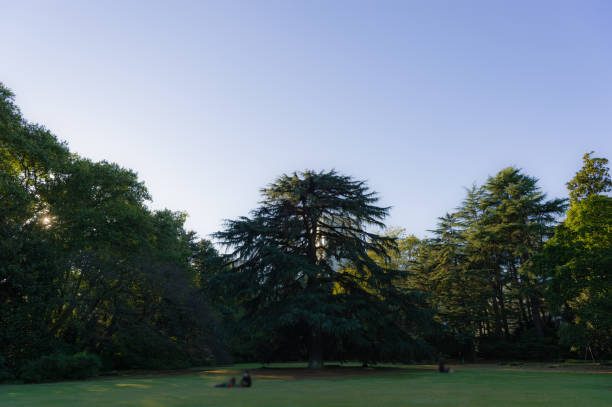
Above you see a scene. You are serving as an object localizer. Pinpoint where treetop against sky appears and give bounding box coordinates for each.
[1,1,610,239]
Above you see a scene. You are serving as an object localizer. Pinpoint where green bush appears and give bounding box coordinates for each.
[514,330,560,361]
[103,325,192,370]
[0,355,15,382]
[20,354,66,383]
[478,330,561,361]
[65,352,103,379]
[20,352,101,383]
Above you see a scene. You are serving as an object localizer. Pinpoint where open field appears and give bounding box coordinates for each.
[1,363,611,407]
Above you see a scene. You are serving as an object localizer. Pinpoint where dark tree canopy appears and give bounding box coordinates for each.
[214,170,429,368]
[1,82,228,380]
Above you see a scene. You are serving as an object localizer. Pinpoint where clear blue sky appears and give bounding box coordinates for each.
[2,1,611,239]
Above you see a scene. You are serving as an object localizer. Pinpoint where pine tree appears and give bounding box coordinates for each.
[213,170,426,368]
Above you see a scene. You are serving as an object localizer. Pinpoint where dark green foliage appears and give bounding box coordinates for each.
[405,168,567,360]
[465,168,566,339]
[404,157,611,361]
[103,322,190,370]
[1,82,228,376]
[0,356,14,382]
[0,84,67,372]
[19,352,102,383]
[477,330,561,361]
[212,170,431,368]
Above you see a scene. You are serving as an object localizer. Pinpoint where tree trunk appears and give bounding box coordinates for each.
[308,327,324,369]
[498,296,510,337]
[518,296,529,331]
[530,296,545,338]
[494,280,510,337]
[490,279,505,337]
[491,295,503,337]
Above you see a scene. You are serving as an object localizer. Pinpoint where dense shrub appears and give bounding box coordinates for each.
[477,336,513,359]
[20,352,102,383]
[0,355,15,382]
[102,324,192,370]
[477,330,561,361]
[514,330,561,361]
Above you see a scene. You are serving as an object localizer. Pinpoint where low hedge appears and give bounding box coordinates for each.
[20,352,102,383]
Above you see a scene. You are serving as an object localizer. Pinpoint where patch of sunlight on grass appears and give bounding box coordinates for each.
[202,369,236,375]
[115,383,151,389]
[85,385,110,392]
[253,374,296,380]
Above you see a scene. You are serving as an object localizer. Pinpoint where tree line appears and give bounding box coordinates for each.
[404,160,610,360]
[1,83,230,381]
[1,82,610,381]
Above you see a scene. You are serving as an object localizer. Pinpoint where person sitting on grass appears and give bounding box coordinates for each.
[438,361,453,373]
[214,371,252,388]
[214,377,236,387]
[240,370,252,387]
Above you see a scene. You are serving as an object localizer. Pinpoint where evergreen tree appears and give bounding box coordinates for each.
[408,168,566,360]
[213,170,427,368]
[468,168,566,338]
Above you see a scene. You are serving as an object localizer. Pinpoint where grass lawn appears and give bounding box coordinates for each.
[1,363,610,407]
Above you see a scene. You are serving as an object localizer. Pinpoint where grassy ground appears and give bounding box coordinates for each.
[1,363,610,407]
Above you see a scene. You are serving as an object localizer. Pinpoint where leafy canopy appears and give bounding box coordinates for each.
[567,151,611,204]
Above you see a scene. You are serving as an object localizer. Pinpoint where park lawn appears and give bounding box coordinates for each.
[1,363,610,407]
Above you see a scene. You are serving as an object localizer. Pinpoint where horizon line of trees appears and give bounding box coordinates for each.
[1,82,610,382]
